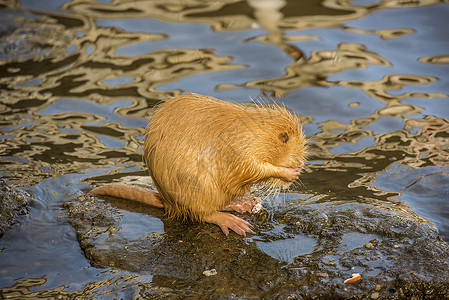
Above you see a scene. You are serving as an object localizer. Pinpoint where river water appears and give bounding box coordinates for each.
[1,0,448,298]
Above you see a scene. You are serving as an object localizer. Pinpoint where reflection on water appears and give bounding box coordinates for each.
[0,276,140,299]
[256,234,317,263]
[1,0,449,297]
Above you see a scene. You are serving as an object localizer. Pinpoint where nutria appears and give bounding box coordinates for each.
[91,93,307,236]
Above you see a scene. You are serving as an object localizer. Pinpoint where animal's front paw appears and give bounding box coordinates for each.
[223,196,264,214]
[278,167,301,182]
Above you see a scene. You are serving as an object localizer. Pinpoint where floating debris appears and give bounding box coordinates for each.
[344,273,361,283]
[203,269,217,277]
[365,242,373,249]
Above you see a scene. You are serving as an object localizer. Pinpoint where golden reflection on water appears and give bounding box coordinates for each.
[337,74,446,103]
[218,42,392,96]
[343,26,415,39]
[418,54,449,64]
[0,275,140,298]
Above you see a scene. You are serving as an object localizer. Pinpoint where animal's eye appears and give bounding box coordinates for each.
[278,132,289,143]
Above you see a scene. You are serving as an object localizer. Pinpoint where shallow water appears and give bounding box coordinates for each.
[1,0,449,298]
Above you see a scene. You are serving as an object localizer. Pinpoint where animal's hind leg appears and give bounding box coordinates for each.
[222,196,263,214]
[204,211,255,236]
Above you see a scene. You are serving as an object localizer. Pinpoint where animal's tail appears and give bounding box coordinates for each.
[89,184,165,208]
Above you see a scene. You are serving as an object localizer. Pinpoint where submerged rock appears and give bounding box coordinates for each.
[65,176,449,298]
[0,181,30,235]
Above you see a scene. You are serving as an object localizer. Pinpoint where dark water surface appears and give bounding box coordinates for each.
[1,0,449,298]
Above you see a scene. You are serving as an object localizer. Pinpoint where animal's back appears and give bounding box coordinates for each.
[144,94,248,221]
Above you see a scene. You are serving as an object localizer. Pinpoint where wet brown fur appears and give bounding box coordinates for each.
[143,93,307,222]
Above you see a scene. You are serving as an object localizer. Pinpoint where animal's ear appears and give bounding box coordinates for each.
[278,132,289,143]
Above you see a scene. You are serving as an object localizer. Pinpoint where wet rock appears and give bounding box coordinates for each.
[66,176,449,298]
[0,181,30,235]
